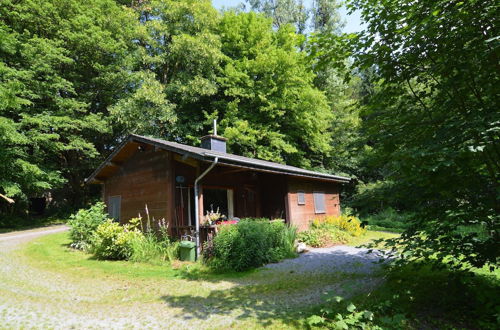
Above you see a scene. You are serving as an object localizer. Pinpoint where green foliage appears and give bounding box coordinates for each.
[67,202,108,251]
[217,12,333,168]
[112,0,223,140]
[204,219,297,272]
[363,208,412,233]
[306,295,381,329]
[246,0,309,33]
[0,0,139,209]
[91,220,142,260]
[130,232,179,265]
[298,215,365,247]
[345,0,500,269]
[1,0,355,219]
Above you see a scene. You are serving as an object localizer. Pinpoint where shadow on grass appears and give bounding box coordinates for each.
[158,249,390,326]
[342,261,500,329]
[175,247,388,283]
[160,285,303,327]
[159,271,374,327]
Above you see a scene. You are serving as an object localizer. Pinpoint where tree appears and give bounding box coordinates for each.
[246,0,308,34]
[347,0,499,269]
[311,0,343,33]
[214,12,333,168]
[0,0,139,211]
[111,0,224,143]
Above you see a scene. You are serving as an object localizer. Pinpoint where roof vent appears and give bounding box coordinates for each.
[201,119,227,153]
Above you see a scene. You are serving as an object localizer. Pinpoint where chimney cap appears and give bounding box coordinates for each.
[201,134,227,141]
[200,134,227,153]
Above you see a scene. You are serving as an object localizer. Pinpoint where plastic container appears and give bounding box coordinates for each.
[179,240,196,261]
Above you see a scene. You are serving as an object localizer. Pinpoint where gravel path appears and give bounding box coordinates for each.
[0,225,68,242]
[265,246,386,274]
[0,227,386,329]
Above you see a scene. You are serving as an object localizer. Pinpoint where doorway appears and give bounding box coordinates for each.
[203,188,234,220]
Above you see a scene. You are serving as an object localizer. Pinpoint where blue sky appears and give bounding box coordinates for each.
[211,0,363,33]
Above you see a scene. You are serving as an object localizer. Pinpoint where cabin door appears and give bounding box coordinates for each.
[241,185,258,218]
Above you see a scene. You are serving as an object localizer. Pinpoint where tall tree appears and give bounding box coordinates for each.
[0,0,139,211]
[311,0,343,33]
[348,0,500,269]
[111,0,224,143]
[246,0,308,34]
[214,12,333,168]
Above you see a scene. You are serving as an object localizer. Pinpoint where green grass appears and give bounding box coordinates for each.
[15,230,497,328]
[25,231,397,281]
[13,231,383,328]
[347,230,399,248]
[24,232,252,281]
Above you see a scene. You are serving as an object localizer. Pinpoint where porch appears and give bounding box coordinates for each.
[170,157,289,240]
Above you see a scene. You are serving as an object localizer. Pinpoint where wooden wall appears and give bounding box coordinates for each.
[102,145,341,234]
[286,178,340,231]
[103,146,173,226]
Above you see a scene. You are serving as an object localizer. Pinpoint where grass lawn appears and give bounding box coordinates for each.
[1,231,389,328]
[24,230,395,281]
[5,229,497,328]
[347,230,399,248]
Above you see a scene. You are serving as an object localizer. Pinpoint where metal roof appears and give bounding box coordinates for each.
[85,134,351,184]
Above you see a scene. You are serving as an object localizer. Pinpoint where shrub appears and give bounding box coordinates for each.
[298,215,365,248]
[323,215,366,237]
[130,233,179,264]
[67,202,108,250]
[204,219,297,272]
[364,208,412,233]
[91,220,142,260]
[298,224,350,248]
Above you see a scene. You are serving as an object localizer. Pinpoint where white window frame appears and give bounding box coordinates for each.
[313,191,326,214]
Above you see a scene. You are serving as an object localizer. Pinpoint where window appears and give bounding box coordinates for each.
[313,191,325,214]
[202,188,234,219]
[108,195,121,221]
[297,191,305,205]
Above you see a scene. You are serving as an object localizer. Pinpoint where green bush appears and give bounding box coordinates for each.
[297,215,365,248]
[67,202,108,250]
[130,233,179,264]
[204,219,297,272]
[91,220,142,260]
[298,224,350,248]
[364,208,412,233]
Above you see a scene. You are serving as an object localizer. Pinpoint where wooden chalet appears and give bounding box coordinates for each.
[86,133,350,252]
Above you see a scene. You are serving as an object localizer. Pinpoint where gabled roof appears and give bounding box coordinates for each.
[85,134,351,184]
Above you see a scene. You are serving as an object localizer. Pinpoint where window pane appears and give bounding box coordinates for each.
[313,192,325,214]
[108,196,121,221]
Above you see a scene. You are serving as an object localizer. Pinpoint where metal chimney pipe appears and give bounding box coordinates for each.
[213,119,217,136]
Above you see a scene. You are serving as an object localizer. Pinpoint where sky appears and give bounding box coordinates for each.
[211,0,363,33]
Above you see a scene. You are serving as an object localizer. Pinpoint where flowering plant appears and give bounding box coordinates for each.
[203,207,223,226]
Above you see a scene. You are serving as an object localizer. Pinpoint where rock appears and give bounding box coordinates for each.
[296,242,307,253]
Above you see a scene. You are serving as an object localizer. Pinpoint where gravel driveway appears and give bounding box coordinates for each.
[0,227,386,329]
[265,245,386,274]
[0,225,69,242]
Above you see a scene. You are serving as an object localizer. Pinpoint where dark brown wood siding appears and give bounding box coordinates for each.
[286,178,340,231]
[103,147,172,225]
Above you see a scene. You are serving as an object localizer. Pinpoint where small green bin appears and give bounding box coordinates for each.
[179,240,196,261]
